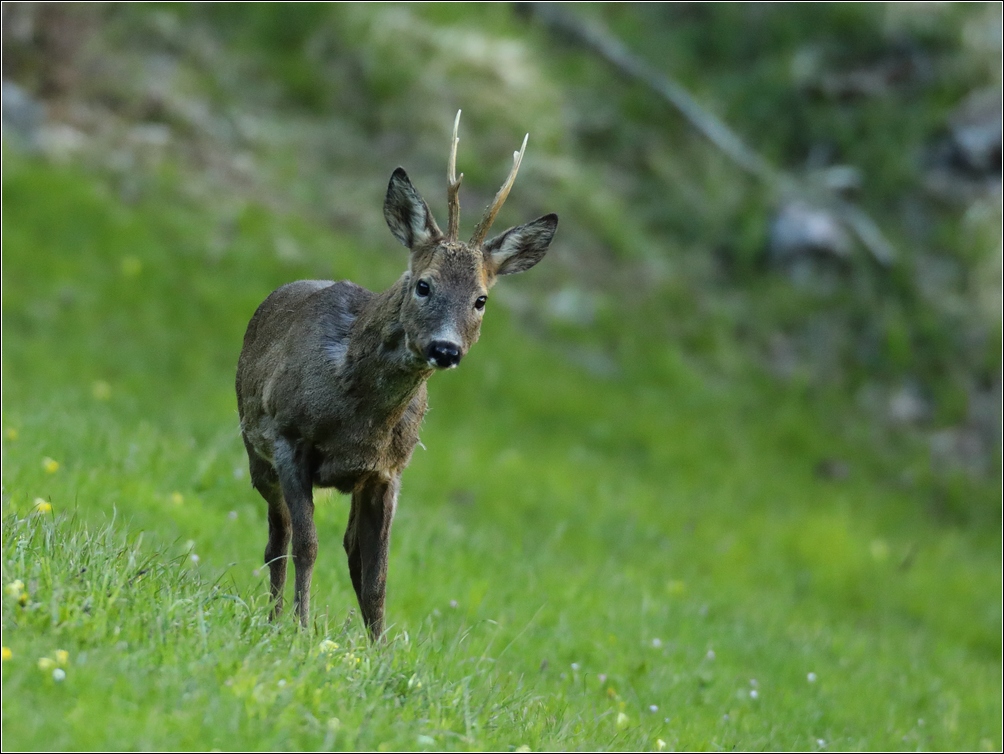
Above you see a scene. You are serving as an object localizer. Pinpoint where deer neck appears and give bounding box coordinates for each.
[345,275,432,413]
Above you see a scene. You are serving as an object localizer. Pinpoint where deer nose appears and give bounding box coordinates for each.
[426,341,462,369]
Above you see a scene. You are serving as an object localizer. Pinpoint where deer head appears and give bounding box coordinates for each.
[383,111,558,370]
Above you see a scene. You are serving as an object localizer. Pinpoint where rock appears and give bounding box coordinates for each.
[768,202,852,287]
[888,383,931,425]
[36,122,86,161]
[816,164,863,195]
[948,88,1002,178]
[769,202,852,263]
[1,80,44,147]
[930,427,989,478]
[925,88,1002,200]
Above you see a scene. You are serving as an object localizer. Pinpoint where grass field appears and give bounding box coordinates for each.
[2,151,1000,750]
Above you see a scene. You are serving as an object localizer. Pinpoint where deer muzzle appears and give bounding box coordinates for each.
[426,340,462,369]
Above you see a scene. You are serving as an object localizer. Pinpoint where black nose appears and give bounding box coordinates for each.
[426,341,462,368]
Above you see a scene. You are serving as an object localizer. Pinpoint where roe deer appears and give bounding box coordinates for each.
[236,112,557,638]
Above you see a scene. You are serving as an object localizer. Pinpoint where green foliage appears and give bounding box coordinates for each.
[2,147,1000,750]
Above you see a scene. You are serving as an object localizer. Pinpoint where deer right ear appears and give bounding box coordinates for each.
[384,168,442,250]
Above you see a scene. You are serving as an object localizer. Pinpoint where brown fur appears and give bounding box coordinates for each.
[236,166,557,639]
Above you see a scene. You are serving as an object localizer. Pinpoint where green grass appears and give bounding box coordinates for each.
[2,153,1000,750]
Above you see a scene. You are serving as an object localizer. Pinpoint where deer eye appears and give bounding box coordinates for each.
[474,296,487,311]
[415,280,431,297]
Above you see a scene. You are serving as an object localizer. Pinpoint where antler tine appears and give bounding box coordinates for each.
[470,132,528,247]
[446,110,463,242]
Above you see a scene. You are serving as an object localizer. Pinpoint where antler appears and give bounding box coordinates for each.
[469,132,528,247]
[446,110,463,242]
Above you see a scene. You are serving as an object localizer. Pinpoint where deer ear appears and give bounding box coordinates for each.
[483,214,558,276]
[384,168,442,249]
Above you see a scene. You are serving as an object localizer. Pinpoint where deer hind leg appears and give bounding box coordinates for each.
[346,473,399,640]
[273,436,317,628]
[342,502,363,615]
[245,441,291,619]
[263,486,291,619]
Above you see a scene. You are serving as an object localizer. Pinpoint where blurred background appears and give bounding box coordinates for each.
[4,2,999,511]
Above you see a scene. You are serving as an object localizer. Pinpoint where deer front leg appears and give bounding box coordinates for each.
[245,439,290,619]
[273,436,317,628]
[344,473,399,640]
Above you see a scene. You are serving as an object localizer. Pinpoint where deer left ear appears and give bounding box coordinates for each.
[483,214,558,276]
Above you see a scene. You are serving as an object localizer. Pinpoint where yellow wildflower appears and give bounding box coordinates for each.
[38,657,56,671]
[42,457,59,474]
[33,498,52,514]
[2,647,11,661]
[9,580,30,606]
[55,649,69,666]
[318,639,339,654]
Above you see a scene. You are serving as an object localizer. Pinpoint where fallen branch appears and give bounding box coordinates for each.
[524,2,896,267]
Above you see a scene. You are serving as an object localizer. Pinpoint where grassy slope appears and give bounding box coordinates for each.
[2,155,1000,750]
